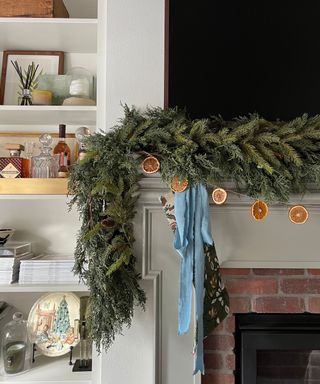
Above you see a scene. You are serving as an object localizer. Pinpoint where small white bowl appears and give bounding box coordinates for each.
[0,229,15,246]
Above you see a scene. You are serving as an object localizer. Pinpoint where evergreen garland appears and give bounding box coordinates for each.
[69,106,320,351]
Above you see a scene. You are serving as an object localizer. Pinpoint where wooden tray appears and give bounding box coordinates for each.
[0,0,69,18]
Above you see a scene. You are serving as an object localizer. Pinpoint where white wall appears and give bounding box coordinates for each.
[104,0,165,129]
[97,1,166,383]
[0,198,79,255]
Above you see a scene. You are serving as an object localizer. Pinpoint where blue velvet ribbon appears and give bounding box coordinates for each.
[174,184,213,375]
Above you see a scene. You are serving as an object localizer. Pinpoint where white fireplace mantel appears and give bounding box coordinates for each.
[92,176,320,384]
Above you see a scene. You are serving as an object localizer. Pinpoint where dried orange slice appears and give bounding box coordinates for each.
[288,205,309,224]
[171,177,188,193]
[212,188,228,205]
[251,200,269,221]
[142,156,160,174]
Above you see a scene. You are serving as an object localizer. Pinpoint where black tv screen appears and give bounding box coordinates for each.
[168,0,320,121]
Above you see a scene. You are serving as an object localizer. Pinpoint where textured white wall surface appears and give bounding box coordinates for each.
[104,0,165,129]
[0,198,79,255]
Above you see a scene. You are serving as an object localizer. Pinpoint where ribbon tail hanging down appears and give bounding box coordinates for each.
[174,184,214,375]
[174,188,194,334]
[193,184,214,375]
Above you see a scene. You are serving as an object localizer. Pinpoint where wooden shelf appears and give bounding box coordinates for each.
[0,18,97,53]
[0,179,68,195]
[0,106,97,126]
[0,283,88,293]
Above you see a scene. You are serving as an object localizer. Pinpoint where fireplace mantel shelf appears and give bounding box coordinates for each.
[139,176,320,269]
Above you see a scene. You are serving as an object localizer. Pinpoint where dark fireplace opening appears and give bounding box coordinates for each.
[235,313,320,384]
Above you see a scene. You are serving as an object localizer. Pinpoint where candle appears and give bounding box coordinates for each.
[32,90,52,105]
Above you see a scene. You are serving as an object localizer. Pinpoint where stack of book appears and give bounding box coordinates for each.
[0,242,33,284]
[19,254,78,284]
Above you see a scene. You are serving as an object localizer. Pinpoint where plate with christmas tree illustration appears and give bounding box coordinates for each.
[27,292,80,357]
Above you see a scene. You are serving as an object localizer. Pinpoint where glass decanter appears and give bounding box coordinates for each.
[75,126,91,161]
[1,312,32,376]
[31,134,58,178]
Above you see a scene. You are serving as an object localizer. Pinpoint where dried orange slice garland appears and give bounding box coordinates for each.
[212,188,228,205]
[141,156,160,174]
[171,177,189,193]
[251,200,269,221]
[288,205,309,224]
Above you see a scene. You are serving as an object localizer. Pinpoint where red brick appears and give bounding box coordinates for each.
[225,353,236,370]
[202,373,234,384]
[252,297,305,313]
[229,297,251,313]
[221,268,251,276]
[225,278,277,295]
[308,297,320,313]
[225,316,235,333]
[308,269,320,276]
[204,335,234,351]
[253,268,304,276]
[204,353,223,369]
[281,279,320,294]
[213,321,224,334]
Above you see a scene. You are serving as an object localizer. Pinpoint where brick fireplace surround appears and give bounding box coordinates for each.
[203,268,320,384]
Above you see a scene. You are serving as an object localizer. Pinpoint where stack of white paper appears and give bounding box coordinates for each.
[0,243,33,284]
[19,254,78,284]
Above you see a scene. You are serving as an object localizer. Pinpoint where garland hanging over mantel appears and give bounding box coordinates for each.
[69,106,320,357]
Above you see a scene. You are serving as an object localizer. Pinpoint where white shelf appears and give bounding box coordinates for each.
[0,354,91,383]
[0,106,96,125]
[0,283,88,293]
[0,18,97,53]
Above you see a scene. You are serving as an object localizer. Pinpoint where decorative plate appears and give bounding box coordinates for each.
[27,292,80,357]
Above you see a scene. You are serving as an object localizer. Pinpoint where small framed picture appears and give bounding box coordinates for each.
[0,50,64,105]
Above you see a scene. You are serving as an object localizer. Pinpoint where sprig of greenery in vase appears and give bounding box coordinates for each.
[11,61,42,106]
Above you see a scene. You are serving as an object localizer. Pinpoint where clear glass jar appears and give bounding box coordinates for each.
[31,134,58,178]
[1,312,32,376]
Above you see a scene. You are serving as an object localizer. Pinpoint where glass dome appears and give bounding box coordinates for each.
[66,67,94,100]
[1,312,32,376]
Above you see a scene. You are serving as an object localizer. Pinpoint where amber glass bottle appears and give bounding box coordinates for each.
[53,124,71,178]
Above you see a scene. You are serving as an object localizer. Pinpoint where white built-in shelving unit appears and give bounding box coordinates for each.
[0,1,103,383]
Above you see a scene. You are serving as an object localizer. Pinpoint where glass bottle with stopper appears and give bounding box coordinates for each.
[1,312,32,376]
[75,127,91,161]
[53,124,71,178]
[31,134,58,178]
